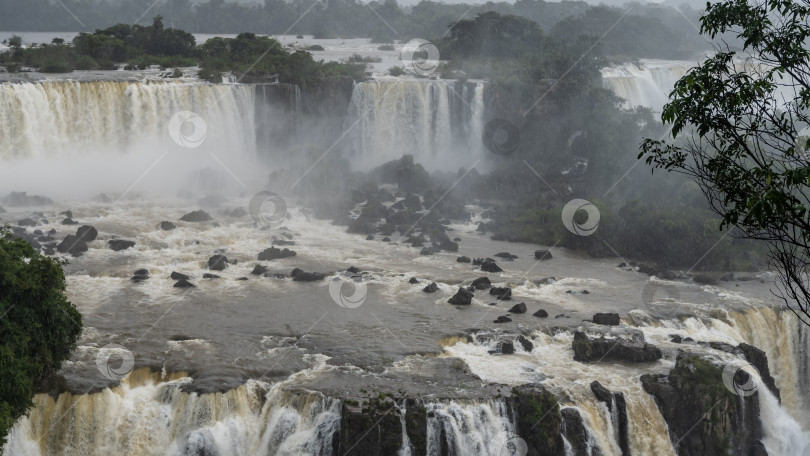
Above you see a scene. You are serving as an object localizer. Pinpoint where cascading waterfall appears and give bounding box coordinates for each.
[425,399,516,456]
[601,59,692,112]
[2,369,340,456]
[344,80,486,170]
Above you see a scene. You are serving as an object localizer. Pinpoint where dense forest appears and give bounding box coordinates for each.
[0,0,708,59]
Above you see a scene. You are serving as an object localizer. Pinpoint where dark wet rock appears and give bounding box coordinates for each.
[347,266,361,274]
[3,191,52,206]
[561,408,594,456]
[236,277,248,281]
[257,247,296,261]
[739,343,780,401]
[456,256,471,263]
[581,290,590,294]
[56,235,88,256]
[470,277,491,290]
[480,260,503,273]
[512,384,564,456]
[174,279,195,288]
[160,221,177,231]
[208,255,229,271]
[18,218,37,227]
[203,273,220,279]
[333,397,412,456]
[536,277,555,285]
[494,252,518,260]
[366,234,375,240]
[180,210,213,222]
[490,287,512,300]
[572,332,662,363]
[517,335,533,352]
[291,268,325,282]
[171,272,190,281]
[108,239,136,251]
[408,277,419,284]
[613,393,631,456]
[382,237,391,242]
[641,354,766,456]
[272,239,296,246]
[684,337,694,342]
[61,217,78,225]
[669,334,683,343]
[508,302,527,314]
[131,269,149,283]
[534,249,553,260]
[133,269,149,276]
[501,341,515,354]
[419,247,435,256]
[555,314,567,319]
[76,225,98,242]
[423,282,438,293]
[33,230,43,235]
[565,290,573,294]
[251,264,268,275]
[590,381,613,404]
[494,316,512,323]
[448,288,473,305]
[592,312,621,326]
[533,309,549,318]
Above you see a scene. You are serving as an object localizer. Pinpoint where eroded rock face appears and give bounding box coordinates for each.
[561,407,600,456]
[511,384,564,456]
[572,332,662,363]
[334,399,425,456]
[641,354,767,456]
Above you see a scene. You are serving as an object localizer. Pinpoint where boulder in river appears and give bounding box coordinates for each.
[501,341,515,354]
[171,272,190,281]
[291,268,325,282]
[592,312,621,326]
[480,260,503,273]
[408,277,419,284]
[508,303,527,314]
[18,218,37,227]
[534,249,553,260]
[180,210,213,222]
[174,279,195,288]
[203,273,220,279]
[517,335,533,352]
[257,247,296,261]
[448,288,473,305]
[533,309,549,318]
[61,217,78,225]
[456,256,472,263]
[494,316,512,323]
[131,269,150,283]
[572,331,662,363]
[490,287,512,300]
[160,221,177,231]
[470,277,491,290]
[494,252,518,260]
[56,235,88,256]
[423,282,438,293]
[208,255,229,271]
[108,239,136,251]
[76,225,98,242]
[251,264,268,275]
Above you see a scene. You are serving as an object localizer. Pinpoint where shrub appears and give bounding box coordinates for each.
[388,66,405,76]
[39,61,72,73]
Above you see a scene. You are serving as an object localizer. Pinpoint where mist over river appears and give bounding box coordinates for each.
[1,56,809,455]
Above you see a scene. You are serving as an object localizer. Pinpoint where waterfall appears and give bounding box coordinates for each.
[425,399,516,456]
[0,80,284,197]
[601,59,692,113]
[344,80,486,170]
[2,370,340,456]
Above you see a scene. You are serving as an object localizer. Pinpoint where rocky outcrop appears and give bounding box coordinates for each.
[641,354,767,456]
[291,268,325,282]
[480,260,503,273]
[180,210,213,222]
[470,277,491,290]
[258,247,296,261]
[76,225,98,242]
[572,332,662,363]
[160,221,177,230]
[448,288,473,305]
[592,313,621,326]
[56,235,88,256]
[590,381,629,456]
[333,398,425,456]
[738,343,780,402]
[561,407,600,456]
[508,303,527,314]
[511,385,564,456]
[208,255,229,271]
[108,239,135,251]
[422,283,438,293]
[490,287,512,300]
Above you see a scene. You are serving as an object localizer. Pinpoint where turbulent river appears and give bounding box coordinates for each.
[1,64,809,455]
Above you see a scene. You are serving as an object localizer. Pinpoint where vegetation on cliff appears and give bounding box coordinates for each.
[0,229,82,446]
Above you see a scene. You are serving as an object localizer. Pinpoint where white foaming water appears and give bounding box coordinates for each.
[601,59,693,112]
[345,79,486,170]
[3,365,340,456]
[425,399,515,456]
[0,80,266,198]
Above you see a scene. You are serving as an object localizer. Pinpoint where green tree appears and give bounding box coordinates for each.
[0,231,82,446]
[640,0,810,323]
